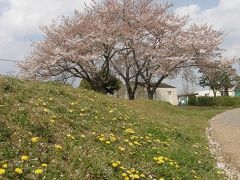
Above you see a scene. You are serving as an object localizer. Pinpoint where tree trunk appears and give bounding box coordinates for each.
[213,91,217,97]
[146,85,154,100]
[225,87,229,96]
[128,92,135,100]
[126,83,135,100]
[148,92,154,100]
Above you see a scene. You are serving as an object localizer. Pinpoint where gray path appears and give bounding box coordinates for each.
[211,108,240,171]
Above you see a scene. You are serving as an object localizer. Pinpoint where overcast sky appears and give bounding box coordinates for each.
[0,0,239,92]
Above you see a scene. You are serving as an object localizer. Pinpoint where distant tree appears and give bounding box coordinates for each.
[218,68,237,96]
[199,71,221,97]
[199,59,238,97]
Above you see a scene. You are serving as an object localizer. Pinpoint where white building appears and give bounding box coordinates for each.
[116,82,178,105]
[195,89,235,97]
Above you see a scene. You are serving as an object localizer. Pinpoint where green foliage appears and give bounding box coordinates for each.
[0,120,13,142]
[79,79,92,90]
[193,96,240,106]
[196,97,215,106]
[199,72,221,96]
[188,96,197,106]
[199,66,239,97]
[0,76,226,179]
[79,71,122,94]
[0,77,22,93]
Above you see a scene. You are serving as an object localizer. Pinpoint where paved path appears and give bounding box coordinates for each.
[211,108,240,172]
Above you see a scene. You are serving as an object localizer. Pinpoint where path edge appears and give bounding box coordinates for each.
[206,111,240,179]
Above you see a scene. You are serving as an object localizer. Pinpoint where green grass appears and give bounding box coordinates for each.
[0,76,228,179]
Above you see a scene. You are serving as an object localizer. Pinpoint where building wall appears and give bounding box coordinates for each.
[116,86,178,105]
[155,88,178,105]
[195,90,235,97]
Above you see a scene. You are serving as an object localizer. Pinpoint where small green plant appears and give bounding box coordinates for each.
[1,77,21,93]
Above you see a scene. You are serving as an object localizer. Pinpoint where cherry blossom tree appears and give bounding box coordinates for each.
[20,0,225,100]
[19,1,121,93]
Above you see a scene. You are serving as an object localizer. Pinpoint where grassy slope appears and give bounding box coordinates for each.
[0,77,227,180]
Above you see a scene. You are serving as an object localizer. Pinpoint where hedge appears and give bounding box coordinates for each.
[189,96,240,107]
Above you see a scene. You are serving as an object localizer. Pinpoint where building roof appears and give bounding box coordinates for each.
[178,93,199,97]
[137,82,176,88]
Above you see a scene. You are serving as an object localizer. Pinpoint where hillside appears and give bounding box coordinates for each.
[0,77,227,179]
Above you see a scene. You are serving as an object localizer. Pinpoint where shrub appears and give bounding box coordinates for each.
[213,96,234,106]
[79,72,122,95]
[193,96,240,107]
[79,79,92,90]
[196,96,214,106]
[188,96,197,106]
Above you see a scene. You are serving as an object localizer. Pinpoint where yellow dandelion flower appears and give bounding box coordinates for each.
[54,144,63,149]
[99,137,105,142]
[122,173,127,177]
[110,136,117,142]
[118,147,126,151]
[128,142,133,146]
[129,174,134,178]
[81,135,86,138]
[2,163,8,169]
[68,109,73,113]
[105,141,111,144]
[140,174,145,178]
[125,128,135,134]
[0,168,5,175]
[31,137,39,143]
[111,163,118,168]
[159,178,165,180]
[130,169,136,173]
[109,109,114,113]
[49,98,53,101]
[217,171,223,175]
[132,174,140,179]
[80,109,85,112]
[41,163,47,167]
[124,177,130,180]
[120,166,125,170]
[70,102,75,106]
[133,141,141,146]
[21,155,29,161]
[34,168,43,174]
[15,168,23,174]
[43,108,49,112]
